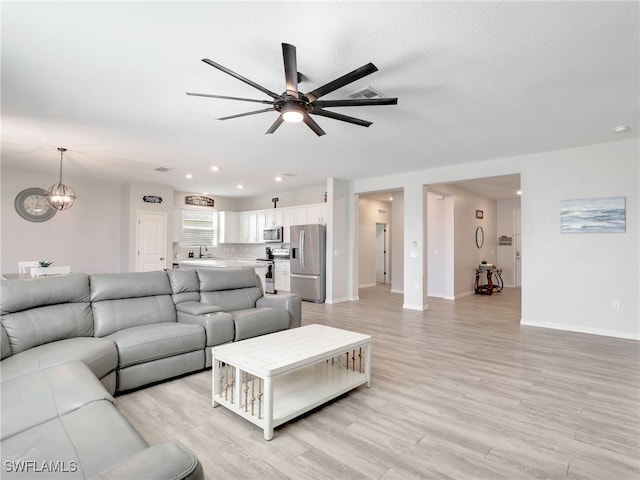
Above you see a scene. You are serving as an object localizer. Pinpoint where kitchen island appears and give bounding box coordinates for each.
[177,258,267,291]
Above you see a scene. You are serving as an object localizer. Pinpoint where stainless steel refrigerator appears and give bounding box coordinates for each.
[290,224,326,303]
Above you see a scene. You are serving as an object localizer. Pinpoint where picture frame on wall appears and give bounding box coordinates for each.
[560,196,626,233]
[475,210,484,219]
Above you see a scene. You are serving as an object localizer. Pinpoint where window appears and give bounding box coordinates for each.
[180,209,217,247]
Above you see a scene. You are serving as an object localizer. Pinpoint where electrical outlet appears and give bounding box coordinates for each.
[612,300,621,310]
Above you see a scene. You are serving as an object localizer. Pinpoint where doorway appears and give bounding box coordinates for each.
[136,211,167,272]
[375,223,388,284]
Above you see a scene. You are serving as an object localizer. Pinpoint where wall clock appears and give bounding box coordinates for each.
[14,187,57,222]
[475,226,484,249]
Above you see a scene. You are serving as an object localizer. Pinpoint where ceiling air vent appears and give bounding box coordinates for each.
[349,87,384,100]
[154,167,171,172]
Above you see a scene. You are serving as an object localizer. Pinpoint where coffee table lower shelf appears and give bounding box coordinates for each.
[212,359,369,440]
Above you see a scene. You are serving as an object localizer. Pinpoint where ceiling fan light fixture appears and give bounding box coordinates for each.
[282,106,304,123]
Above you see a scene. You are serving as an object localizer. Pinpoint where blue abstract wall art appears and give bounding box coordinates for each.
[560,196,626,233]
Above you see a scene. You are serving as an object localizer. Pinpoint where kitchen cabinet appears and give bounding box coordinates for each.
[218,211,240,244]
[219,203,326,244]
[307,204,327,224]
[282,208,295,243]
[265,209,283,227]
[274,260,290,292]
[294,207,307,225]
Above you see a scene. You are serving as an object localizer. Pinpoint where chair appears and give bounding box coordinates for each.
[18,261,40,274]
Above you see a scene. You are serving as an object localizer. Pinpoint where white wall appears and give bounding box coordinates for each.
[238,184,326,211]
[326,178,352,303]
[520,141,639,339]
[357,197,391,287]
[1,169,122,274]
[390,191,404,293]
[354,139,639,339]
[427,191,446,297]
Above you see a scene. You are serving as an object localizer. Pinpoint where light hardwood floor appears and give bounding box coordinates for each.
[117,286,640,480]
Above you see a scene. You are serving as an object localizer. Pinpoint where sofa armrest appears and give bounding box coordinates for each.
[176,301,221,316]
[256,293,302,329]
[90,441,204,480]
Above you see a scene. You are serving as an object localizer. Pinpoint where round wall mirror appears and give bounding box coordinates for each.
[475,226,484,248]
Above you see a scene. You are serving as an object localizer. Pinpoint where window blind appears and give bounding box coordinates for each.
[181,209,217,247]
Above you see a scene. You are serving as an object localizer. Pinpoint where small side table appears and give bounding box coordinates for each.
[474,266,503,295]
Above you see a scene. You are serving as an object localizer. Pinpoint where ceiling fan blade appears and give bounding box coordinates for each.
[265,115,285,134]
[306,63,378,102]
[302,114,326,136]
[201,58,282,100]
[186,92,274,104]
[314,97,398,108]
[311,109,372,127]
[282,43,299,99]
[217,107,275,121]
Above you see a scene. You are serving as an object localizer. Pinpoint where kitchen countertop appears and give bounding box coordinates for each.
[177,258,266,269]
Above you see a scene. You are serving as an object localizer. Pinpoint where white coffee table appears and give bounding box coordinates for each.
[211,324,372,440]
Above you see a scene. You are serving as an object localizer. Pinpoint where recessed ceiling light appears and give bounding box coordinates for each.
[517,190,522,195]
[275,176,283,182]
[236,184,243,189]
[614,125,630,133]
[185,174,193,179]
[211,166,220,172]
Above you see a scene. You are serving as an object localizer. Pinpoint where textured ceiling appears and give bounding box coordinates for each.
[2,1,638,198]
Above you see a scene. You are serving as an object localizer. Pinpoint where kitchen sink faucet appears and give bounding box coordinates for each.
[199,245,208,258]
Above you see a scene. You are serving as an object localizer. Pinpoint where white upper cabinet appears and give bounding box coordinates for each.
[218,203,327,244]
[306,204,327,224]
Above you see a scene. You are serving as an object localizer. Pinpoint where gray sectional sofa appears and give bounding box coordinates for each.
[0,267,301,479]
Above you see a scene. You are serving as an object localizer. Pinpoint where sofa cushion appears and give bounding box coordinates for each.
[232,307,291,341]
[2,302,94,355]
[1,326,10,360]
[106,323,205,368]
[89,271,172,302]
[197,267,258,291]
[1,360,113,441]
[0,337,118,384]
[168,269,200,304]
[1,400,148,479]
[92,295,177,337]
[0,273,90,314]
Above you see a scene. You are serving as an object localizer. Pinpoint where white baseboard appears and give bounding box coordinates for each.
[325,297,355,304]
[390,289,404,294]
[359,283,376,288]
[403,303,429,311]
[521,319,640,341]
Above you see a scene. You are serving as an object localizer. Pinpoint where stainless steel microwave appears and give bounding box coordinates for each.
[263,226,283,243]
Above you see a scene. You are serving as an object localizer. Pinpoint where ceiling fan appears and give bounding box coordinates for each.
[186,43,398,136]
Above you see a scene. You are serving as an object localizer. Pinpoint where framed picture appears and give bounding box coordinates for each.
[560,196,626,233]
[475,210,484,219]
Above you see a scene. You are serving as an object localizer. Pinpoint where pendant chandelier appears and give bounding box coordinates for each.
[45,147,77,211]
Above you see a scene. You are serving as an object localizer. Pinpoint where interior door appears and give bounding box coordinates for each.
[137,211,167,272]
[375,223,386,283]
